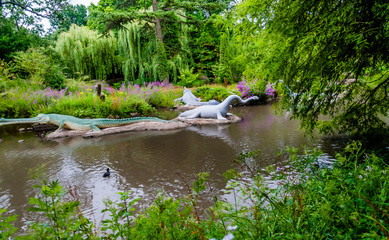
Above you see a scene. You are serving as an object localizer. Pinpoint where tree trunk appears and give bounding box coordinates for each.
[152,0,163,44]
[152,0,169,82]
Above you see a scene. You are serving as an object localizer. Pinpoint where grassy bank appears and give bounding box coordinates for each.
[0,79,178,119]
[0,78,256,119]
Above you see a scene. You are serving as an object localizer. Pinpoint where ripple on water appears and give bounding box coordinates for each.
[0,190,11,210]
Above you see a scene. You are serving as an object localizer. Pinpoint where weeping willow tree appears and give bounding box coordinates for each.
[213,22,252,83]
[117,23,142,81]
[55,25,120,80]
[55,22,190,83]
[117,19,191,83]
[215,32,230,83]
[87,0,229,83]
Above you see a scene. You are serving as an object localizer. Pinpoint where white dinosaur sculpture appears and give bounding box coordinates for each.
[178,95,259,120]
[175,87,219,106]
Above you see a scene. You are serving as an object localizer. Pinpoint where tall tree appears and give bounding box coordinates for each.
[49,4,88,33]
[88,0,229,81]
[55,25,119,80]
[0,0,69,58]
[152,0,163,43]
[0,0,68,30]
[0,18,41,60]
[237,0,389,135]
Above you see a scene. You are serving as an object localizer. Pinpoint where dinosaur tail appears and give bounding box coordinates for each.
[119,117,171,122]
[95,117,172,127]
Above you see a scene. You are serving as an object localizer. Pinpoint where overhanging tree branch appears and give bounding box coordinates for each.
[1,0,67,18]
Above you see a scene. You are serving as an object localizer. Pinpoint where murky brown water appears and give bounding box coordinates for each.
[0,105,346,233]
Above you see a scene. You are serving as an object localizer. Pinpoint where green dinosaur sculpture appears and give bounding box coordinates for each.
[0,114,171,132]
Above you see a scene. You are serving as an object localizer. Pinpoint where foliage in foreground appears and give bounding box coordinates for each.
[237,0,389,135]
[223,142,389,239]
[1,142,388,239]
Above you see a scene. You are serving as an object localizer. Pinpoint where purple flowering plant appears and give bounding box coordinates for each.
[237,79,252,99]
[237,78,277,100]
[265,82,277,98]
[2,79,177,118]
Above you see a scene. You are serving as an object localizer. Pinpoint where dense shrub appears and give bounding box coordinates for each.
[195,86,239,102]
[221,142,389,239]
[176,67,204,88]
[0,209,17,239]
[43,93,153,118]
[0,60,20,93]
[12,48,66,89]
[0,80,181,118]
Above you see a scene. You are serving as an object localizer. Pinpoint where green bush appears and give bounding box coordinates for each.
[195,86,239,102]
[43,93,154,118]
[221,141,389,239]
[147,90,176,109]
[42,64,66,90]
[0,60,20,93]
[27,180,95,239]
[12,48,65,89]
[0,80,184,118]
[64,78,94,94]
[177,67,203,88]
[0,209,17,239]
[0,90,44,118]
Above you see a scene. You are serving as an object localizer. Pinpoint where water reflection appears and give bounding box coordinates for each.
[0,104,345,233]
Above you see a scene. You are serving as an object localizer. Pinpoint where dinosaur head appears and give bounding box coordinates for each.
[183,87,191,93]
[35,114,50,123]
[0,114,50,126]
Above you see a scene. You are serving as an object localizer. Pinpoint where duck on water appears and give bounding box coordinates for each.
[103,168,110,178]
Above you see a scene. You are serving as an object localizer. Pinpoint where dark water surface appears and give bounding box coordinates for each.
[0,105,346,232]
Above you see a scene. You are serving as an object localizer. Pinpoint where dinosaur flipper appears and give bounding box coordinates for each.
[178,109,199,119]
[56,120,65,131]
[216,112,227,120]
[183,113,200,119]
[89,125,101,132]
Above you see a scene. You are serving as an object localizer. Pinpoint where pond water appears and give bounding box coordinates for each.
[0,104,347,233]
